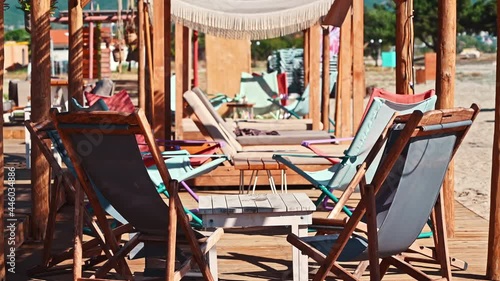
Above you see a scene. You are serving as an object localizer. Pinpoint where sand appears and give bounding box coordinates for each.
[365,59,496,220]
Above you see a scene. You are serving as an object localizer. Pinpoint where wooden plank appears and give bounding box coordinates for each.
[266,194,286,212]
[337,6,353,138]
[30,0,52,241]
[152,0,166,142]
[395,0,413,95]
[279,193,302,212]
[211,195,228,214]
[205,35,251,116]
[225,195,243,214]
[309,24,322,131]
[198,196,213,215]
[436,0,456,238]
[0,4,5,279]
[488,3,500,278]
[254,196,273,213]
[68,0,84,107]
[292,193,316,211]
[321,27,331,132]
[144,3,154,123]
[175,24,189,140]
[238,195,258,213]
[352,0,365,132]
[138,0,145,111]
[303,29,310,88]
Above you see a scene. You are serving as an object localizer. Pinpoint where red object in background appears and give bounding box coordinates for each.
[277,73,288,95]
[277,73,288,105]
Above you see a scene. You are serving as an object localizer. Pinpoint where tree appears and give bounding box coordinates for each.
[364,2,396,64]
[5,29,30,42]
[413,0,495,52]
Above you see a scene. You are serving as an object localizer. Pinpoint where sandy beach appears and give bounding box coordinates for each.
[366,57,496,220]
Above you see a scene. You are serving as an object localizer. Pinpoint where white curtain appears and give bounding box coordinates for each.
[171,0,336,39]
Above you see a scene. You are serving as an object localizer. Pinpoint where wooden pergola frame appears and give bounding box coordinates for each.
[0,0,498,279]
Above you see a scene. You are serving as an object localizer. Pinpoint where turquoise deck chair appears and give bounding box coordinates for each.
[273,95,437,216]
[238,71,280,118]
[269,74,337,131]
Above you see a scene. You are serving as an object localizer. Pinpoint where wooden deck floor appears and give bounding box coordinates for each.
[10,187,491,281]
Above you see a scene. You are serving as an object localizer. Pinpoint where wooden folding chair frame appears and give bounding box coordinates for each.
[51,109,220,281]
[25,120,134,277]
[288,105,479,281]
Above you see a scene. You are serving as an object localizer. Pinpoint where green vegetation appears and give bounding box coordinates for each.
[5,29,30,42]
[365,0,497,52]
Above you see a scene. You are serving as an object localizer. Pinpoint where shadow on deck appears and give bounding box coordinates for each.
[5,179,491,281]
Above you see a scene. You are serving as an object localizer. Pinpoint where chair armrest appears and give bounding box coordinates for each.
[312,217,369,234]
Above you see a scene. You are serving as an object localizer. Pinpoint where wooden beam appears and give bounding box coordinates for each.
[68,0,84,107]
[336,7,353,138]
[309,24,321,130]
[395,0,413,95]
[0,4,6,280]
[144,2,154,123]
[352,0,365,131]
[164,0,172,141]
[31,0,52,240]
[487,0,500,278]
[436,0,456,237]
[321,27,330,132]
[175,23,189,140]
[192,30,199,87]
[303,29,310,89]
[138,0,146,111]
[153,0,166,142]
[323,0,354,27]
[81,0,90,8]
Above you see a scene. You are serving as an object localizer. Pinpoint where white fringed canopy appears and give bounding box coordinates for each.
[171,0,336,39]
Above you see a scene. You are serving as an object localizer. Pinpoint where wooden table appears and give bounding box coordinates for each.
[234,158,287,194]
[226,102,254,119]
[199,193,316,281]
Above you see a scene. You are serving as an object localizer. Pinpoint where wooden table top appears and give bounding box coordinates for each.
[233,157,288,170]
[199,193,316,215]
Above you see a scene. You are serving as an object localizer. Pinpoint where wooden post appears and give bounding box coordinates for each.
[88,1,94,80]
[0,4,6,280]
[164,0,172,141]
[321,27,330,132]
[436,0,456,237]
[138,0,146,111]
[487,1,500,278]
[31,0,52,240]
[336,6,353,138]
[152,0,166,141]
[309,24,321,130]
[303,29,310,89]
[395,0,413,95]
[192,30,199,87]
[68,0,84,107]
[352,0,365,131]
[144,2,154,122]
[175,24,189,140]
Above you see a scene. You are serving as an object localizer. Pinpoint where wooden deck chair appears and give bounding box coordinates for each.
[287,105,479,281]
[188,88,335,147]
[273,94,437,213]
[51,109,223,281]
[238,71,280,117]
[25,120,134,277]
[302,88,436,164]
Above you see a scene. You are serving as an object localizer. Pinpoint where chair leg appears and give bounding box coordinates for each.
[41,174,63,267]
[433,191,452,280]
